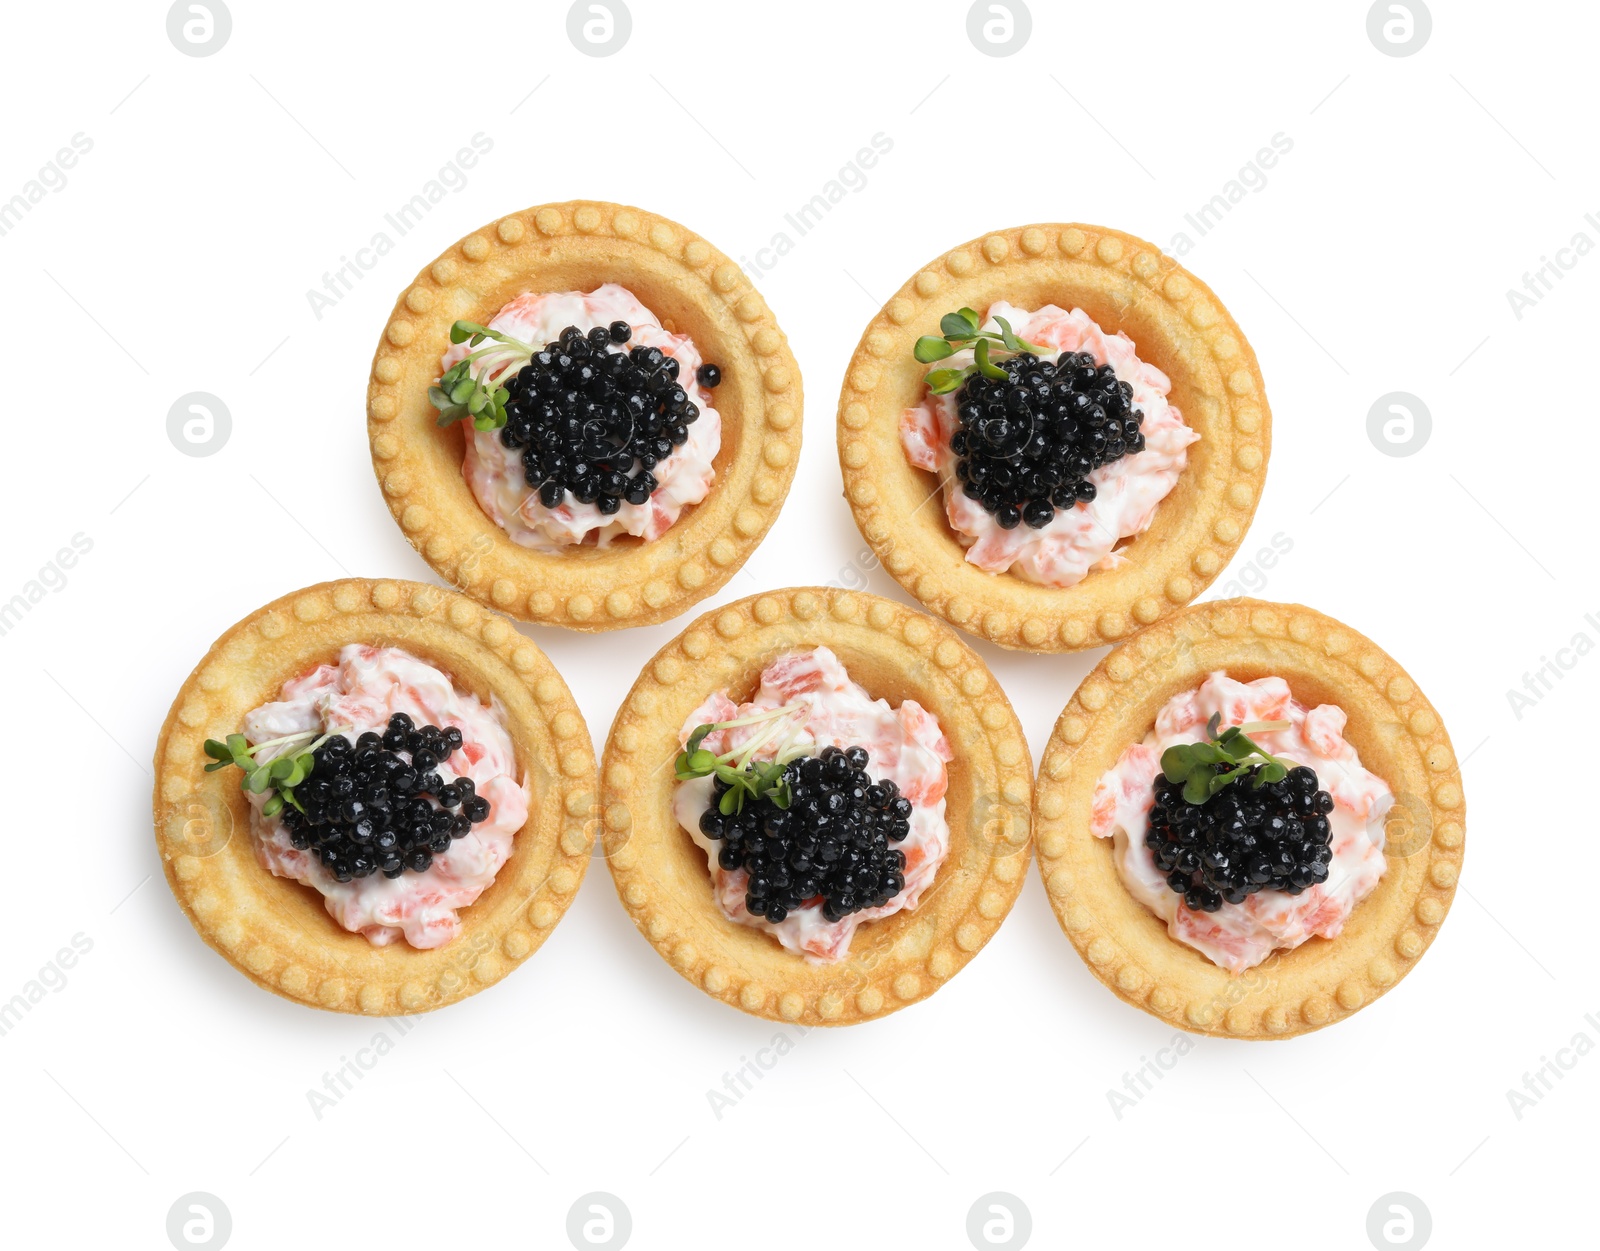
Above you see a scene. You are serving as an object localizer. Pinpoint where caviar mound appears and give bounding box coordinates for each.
[601,587,1033,1026]
[952,351,1143,529]
[1148,764,1335,912]
[1032,598,1465,1040]
[368,200,802,632]
[495,323,717,511]
[282,713,492,882]
[836,222,1271,653]
[153,578,598,1015]
[702,745,915,924]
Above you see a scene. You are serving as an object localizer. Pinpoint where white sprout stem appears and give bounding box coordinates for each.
[726,708,804,768]
[463,343,529,385]
[307,726,354,753]
[708,702,804,736]
[769,726,814,768]
[243,729,317,755]
[1237,720,1291,736]
[245,724,353,761]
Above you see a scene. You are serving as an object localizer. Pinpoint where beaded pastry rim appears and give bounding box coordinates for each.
[600,586,1034,1026]
[366,199,804,631]
[836,222,1272,653]
[152,578,598,1015]
[1034,598,1464,1039]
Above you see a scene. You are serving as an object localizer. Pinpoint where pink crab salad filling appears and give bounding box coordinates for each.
[1091,671,1392,974]
[899,302,1199,587]
[671,646,953,964]
[240,645,529,950]
[444,283,721,551]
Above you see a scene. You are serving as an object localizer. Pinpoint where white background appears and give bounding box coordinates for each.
[0,1,1591,1247]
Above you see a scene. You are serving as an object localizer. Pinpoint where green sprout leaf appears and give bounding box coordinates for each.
[671,704,811,810]
[973,336,1007,381]
[1163,717,1296,806]
[201,727,349,817]
[915,306,1048,393]
[1159,751,1188,784]
[1256,761,1288,786]
[429,321,534,433]
[940,309,980,338]
[283,753,312,788]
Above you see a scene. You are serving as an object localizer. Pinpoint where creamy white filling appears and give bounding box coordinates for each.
[445,284,721,551]
[240,644,529,950]
[900,302,1198,587]
[1091,671,1392,973]
[671,646,953,964]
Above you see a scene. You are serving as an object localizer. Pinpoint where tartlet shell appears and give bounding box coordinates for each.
[1034,598,1464,1039]
[152,578,597,1014]
[836,222,1271,653]
[367,199,803,631]
[600,587,1034,1025]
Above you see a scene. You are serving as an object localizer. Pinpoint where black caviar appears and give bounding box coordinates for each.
[697,745,914,923]
[497,322,720,515]
[950,351,1145,530]
[1146,763,1335,913]
[278,712,489,882]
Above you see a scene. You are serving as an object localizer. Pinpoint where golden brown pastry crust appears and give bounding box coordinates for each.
[367,200,803,631]
[1034,598,1464,1038]
[599,587,1033,1025]
[152,579,597,1014]
[836,222,1271,653]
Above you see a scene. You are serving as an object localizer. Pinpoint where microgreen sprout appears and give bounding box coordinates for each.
[428,320,537,431]
[673,703,811,816]
[203,727,350,818]
[1159,712,1295,805]
[914,306,1050,395]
